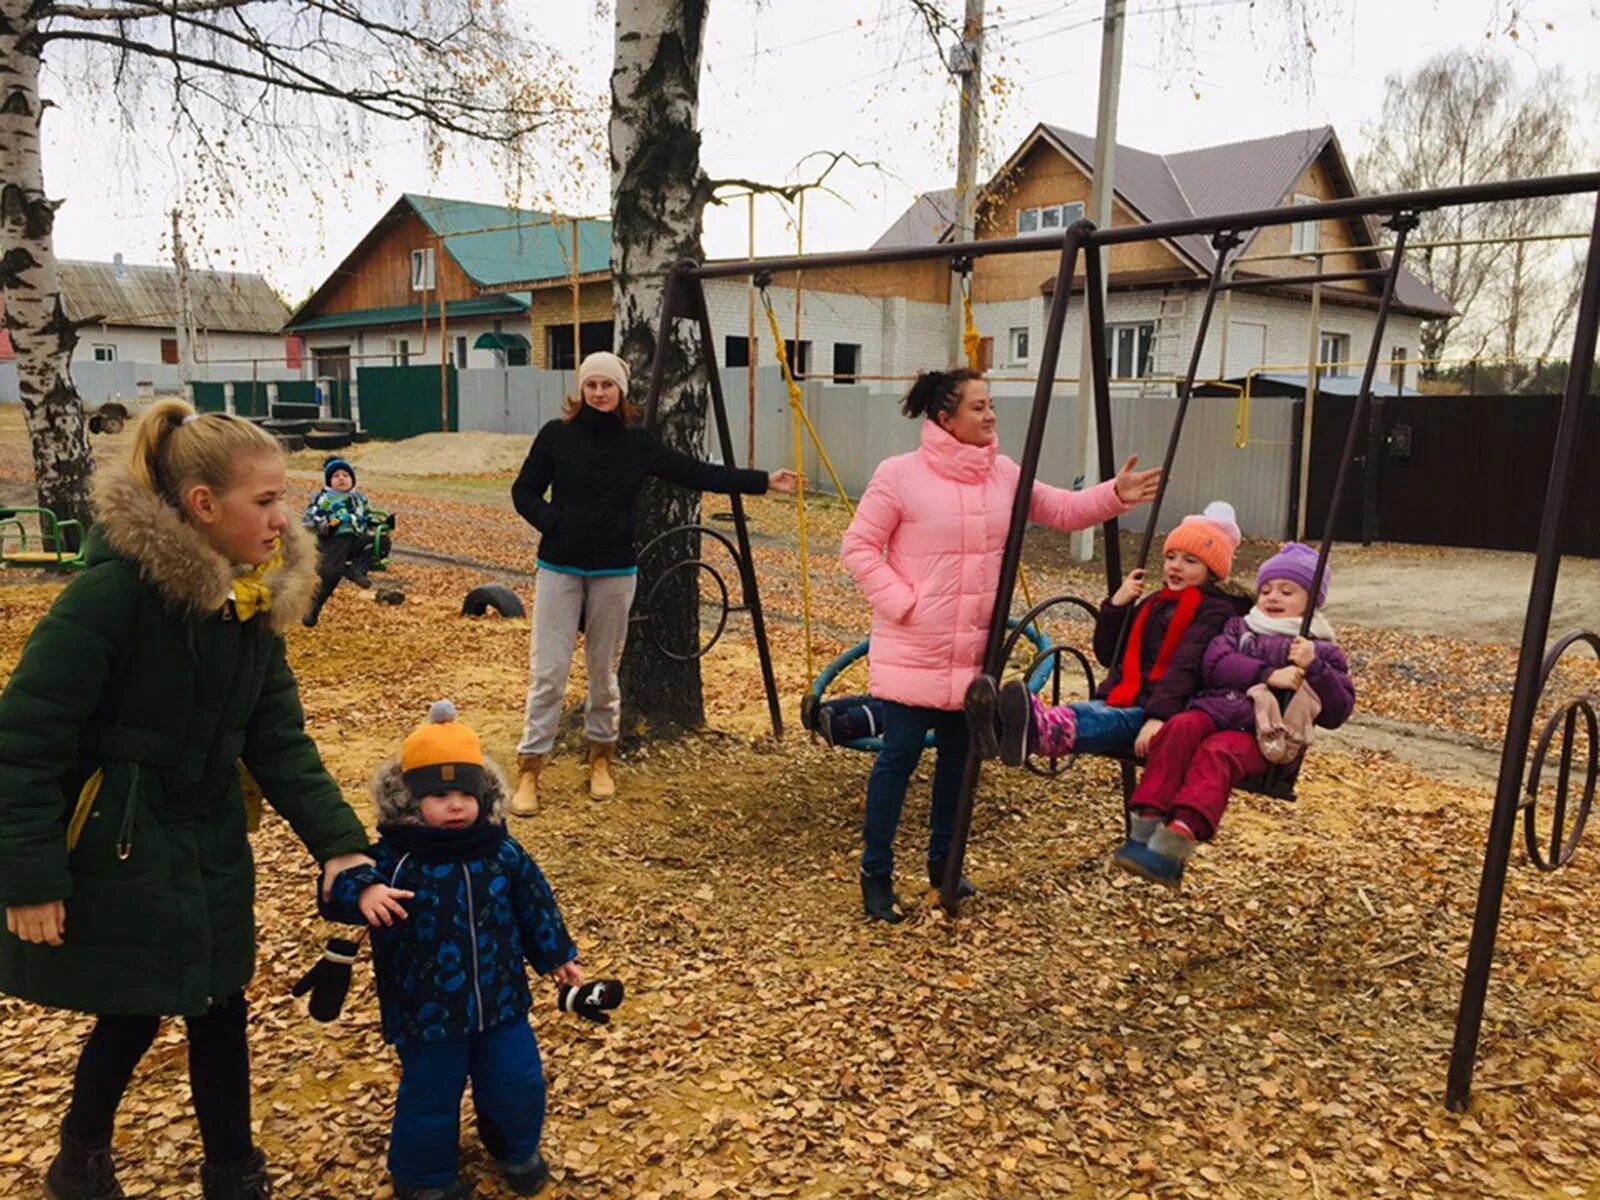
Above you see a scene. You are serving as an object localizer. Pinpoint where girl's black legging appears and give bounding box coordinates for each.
[63,991,252,1165]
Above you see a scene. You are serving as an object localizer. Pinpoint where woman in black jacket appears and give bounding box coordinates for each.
[510,351,796,809]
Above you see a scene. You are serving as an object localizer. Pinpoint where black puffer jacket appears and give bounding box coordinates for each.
[511,403,769,573]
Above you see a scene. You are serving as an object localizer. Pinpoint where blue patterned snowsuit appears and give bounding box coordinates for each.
[324,823,576,1188]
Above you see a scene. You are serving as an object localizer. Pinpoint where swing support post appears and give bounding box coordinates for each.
[642,263,784,742]
[941,224,1087,913]
[1447,191,1600,1111]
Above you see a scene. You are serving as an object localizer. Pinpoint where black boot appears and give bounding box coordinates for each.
[302,576,336,628]
[860,873,904,924]
[503,1151,551,1195]
[928,855,977,898]
[43,1131,125,1200]
[201,1147,271,1200]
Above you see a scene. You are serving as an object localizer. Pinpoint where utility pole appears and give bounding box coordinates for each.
[1071,0,1126,561]
[171,208,195,384]
[947,0,984,364]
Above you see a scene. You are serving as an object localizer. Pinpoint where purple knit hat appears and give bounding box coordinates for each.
[1256,542,1329,606]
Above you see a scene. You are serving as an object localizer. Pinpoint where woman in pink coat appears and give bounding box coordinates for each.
[840,368,1161,922]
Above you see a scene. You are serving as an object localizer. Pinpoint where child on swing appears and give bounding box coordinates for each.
[1113,542,1356,887]
[968,500,1250,767]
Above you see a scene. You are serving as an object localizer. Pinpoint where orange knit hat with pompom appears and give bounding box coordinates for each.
[1163,500,1241,580]
[401,699,485,799]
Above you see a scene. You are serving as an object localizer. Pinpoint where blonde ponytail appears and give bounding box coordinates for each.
[126,399,284,509]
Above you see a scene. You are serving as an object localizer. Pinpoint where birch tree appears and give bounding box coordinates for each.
[1357,51,1583,379]
[0,0,585,530]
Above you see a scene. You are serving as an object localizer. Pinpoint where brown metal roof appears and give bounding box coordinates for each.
[878,125,1454,318]
[60,259,289,333]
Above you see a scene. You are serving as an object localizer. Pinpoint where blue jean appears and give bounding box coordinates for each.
[389,1020,545,1189]
[862,701,969,878]
[1070,701,1147,755]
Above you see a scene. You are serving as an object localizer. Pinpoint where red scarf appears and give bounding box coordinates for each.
[1106,587,1205,708]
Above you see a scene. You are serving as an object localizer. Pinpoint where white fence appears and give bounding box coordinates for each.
[456,365,1296,539]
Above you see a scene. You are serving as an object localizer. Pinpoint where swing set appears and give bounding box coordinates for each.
[637,170,1600,1112]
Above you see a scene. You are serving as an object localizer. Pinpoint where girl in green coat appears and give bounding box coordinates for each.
[0,401,375,1200]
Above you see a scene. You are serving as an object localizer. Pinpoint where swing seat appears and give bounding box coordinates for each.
[0,508,86,571]
[804,619,1056,753]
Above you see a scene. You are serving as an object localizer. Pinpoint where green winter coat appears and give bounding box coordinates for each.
[0,468,370,1017]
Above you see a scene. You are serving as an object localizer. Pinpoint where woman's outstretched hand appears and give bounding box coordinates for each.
[1113,456,1162,506]
[768,469,802,495]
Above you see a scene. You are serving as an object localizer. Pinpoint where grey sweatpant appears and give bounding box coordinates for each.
[518,568,638,756]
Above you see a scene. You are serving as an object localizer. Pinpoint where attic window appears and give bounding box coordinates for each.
[1017,202,1084,235]
[410,248,436,292]
[1290,194,1319,256]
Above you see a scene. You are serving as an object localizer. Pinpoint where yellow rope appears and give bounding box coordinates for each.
[761,287,1041,686]
[962,279,984,371]
[764,297,819,681]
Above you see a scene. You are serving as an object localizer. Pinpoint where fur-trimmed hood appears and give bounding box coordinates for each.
[369,755,511,826]
[90,465,317,633]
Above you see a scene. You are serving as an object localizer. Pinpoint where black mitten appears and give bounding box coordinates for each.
[557,980,624,1024]
[292,936,362,1022]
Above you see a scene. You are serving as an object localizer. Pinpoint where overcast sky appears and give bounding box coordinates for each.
[40,0,1600,301]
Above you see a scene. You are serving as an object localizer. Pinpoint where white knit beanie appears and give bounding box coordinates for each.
[578,351,631,398]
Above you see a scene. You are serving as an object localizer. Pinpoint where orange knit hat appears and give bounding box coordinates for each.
[400,699,485,799]
[1163,500,1241,580]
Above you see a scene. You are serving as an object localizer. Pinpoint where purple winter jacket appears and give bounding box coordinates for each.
[1189,616,1356,735]
[1091,584,1251,720]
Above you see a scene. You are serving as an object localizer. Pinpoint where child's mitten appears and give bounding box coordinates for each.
[292,936,362,1022]
[557,980,624,1024]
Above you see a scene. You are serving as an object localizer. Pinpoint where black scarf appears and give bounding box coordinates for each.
[378,821,507,863]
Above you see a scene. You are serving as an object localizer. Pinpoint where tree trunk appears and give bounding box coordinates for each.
[0,1,93,531]
[611,0,712,736]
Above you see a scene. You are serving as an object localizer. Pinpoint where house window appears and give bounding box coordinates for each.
[1008,327,1030,365]
[92,345,116,362]
[1389,346,1408,390]
[389,337,411,367]
[783,340,811,376]
[832,342,861,384]
[455,335,468,369]
[1291,193,1319,256]
[313,346,351,380]
[160,337,179,364]
[1105,322,1155,379]
[1319,333,1350,377]
[724,336,751,368]
[1018,202,1085,235]
[410,248,436,292]
[547,321,613,370]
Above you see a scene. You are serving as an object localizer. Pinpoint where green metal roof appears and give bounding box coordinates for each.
[405,195,612,289]
[287,293,530,333]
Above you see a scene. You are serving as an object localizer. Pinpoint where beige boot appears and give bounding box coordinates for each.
[588,742,617,801]
[511,754,544,817]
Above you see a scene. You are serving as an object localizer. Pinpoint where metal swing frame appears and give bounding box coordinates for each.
[638,171,1600,1111]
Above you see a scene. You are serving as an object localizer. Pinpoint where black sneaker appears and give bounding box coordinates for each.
[43,1132,125,1200]
[860,873,904,924]
[928,855,977,898]
[962,674,1001,759]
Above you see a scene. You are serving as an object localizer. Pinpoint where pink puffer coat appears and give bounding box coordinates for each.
[841,420,1130,711]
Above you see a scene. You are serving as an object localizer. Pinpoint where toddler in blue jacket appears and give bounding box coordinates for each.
[324,701,581,1200]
